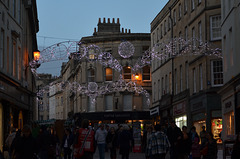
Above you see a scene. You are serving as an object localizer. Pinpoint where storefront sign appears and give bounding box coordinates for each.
[173,101,186,116]
[223,97,234,114]
[191,101,203,111]
[150,107,159,116]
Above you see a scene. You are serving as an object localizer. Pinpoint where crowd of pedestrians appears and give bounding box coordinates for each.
[2,120,135,159]
[2,119,240,159]
[143,121,219,159]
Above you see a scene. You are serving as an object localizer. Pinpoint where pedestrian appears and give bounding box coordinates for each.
[11,125,37,159]
[118,125,133,159]
[5,127,16,159]
[146,124,170,159]
[95,124,107,159]
[202,132,217,159]
[178,126,191,159]
[74,119,95,159]
[191,137,201,159]
[37,125,51,159]
[167,120,183,159]
[106,127,118,159]
[142,125,153,153]
[231,133,240,159]
[61,128,74,159]
[105,125,110,152]
[189,126,200,144]
[200,126,208,150]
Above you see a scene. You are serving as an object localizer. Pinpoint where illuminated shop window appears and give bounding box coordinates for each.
[175,115,187,128]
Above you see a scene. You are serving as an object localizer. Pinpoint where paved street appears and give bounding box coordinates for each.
[93,149,224,159]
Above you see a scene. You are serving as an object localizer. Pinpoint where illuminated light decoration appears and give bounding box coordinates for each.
[33,37,222,106]
[33,50,40,61]
[135,73,140,80]
[118,41,135,58]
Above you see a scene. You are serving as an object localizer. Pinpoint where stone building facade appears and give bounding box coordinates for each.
[151,0,223,142]
[61,18,152,125]
[219,0,240,141]
[0,0,39,150]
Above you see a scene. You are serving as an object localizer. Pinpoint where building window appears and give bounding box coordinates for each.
[179,4,182,19]
[18,0,21,24]
[162,77,164,95]
[154,82,156,101]
[88,68,95,82]
[198,0,202,4]
[211,60,223,86]
[198,22,202,44]
[191,0,195,10]
[13,0,16,18]
[184,0,188,13]
[164,20,167,34]
[158,79,161,99]
[193,68,196,93]
[210,15,221,40]
[88,97,95,112]
[169,72,172,94]
[185,26,188,41]
[175,69,177,94]
[175,115,187,129]
[0,29,4,69]
[13,40,17,77]
[152,33,155,46]
[157,28,159,42]
[160,24,163,38]
[168,17,171,30]
[123,95,132,111]
[105,67,113,81]
[179,31,182,51]
[180,65,183,92]
[173,9,176,25]
[225,111,234,135]
[165,74,168,93]
[123,66,131,80]
[105,95,113,111]
[18,47,21,80]
[192,27,196,50]
[142,65,150,81]
[199,64,203,90]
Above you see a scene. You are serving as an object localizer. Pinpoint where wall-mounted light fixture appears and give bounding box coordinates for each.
[33,50,40,61]
[135,73,140,80]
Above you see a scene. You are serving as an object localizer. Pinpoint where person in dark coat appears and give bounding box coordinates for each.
[118,126,133,159]
[61,128,74,159]
[202,132,217,159]
[231,133,240,159]
[167,120,183,159]
[178,126,191,159]
[12,125,37,159]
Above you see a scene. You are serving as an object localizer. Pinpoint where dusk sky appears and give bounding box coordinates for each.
[36,0,168,76]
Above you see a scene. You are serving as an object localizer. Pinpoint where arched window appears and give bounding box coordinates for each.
[142,66,151,81]
[88,68,95,82]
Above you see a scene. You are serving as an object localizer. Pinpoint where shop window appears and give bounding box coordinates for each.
[175,115,187,129]
[105,67,113,81]
[0,29,4,69]
[123,66,131,80]
[211,119,222,143]
[225,111,234,136]
[105,95,113,111]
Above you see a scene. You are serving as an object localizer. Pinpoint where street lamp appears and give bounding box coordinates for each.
[135,73,140,80]
[33,50,40,61]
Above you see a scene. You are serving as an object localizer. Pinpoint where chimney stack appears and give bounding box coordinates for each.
[117,18,120,24]
[112,18,115,23]
[94,27,97,33]
[98,18,101,23]
[122,28,124,33]
[103,17,106,23]
[108,18,110,23]
[128,29,131,33]
[125,29,127,33]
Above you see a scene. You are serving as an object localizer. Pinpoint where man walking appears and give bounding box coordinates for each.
[146,124,170,159]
